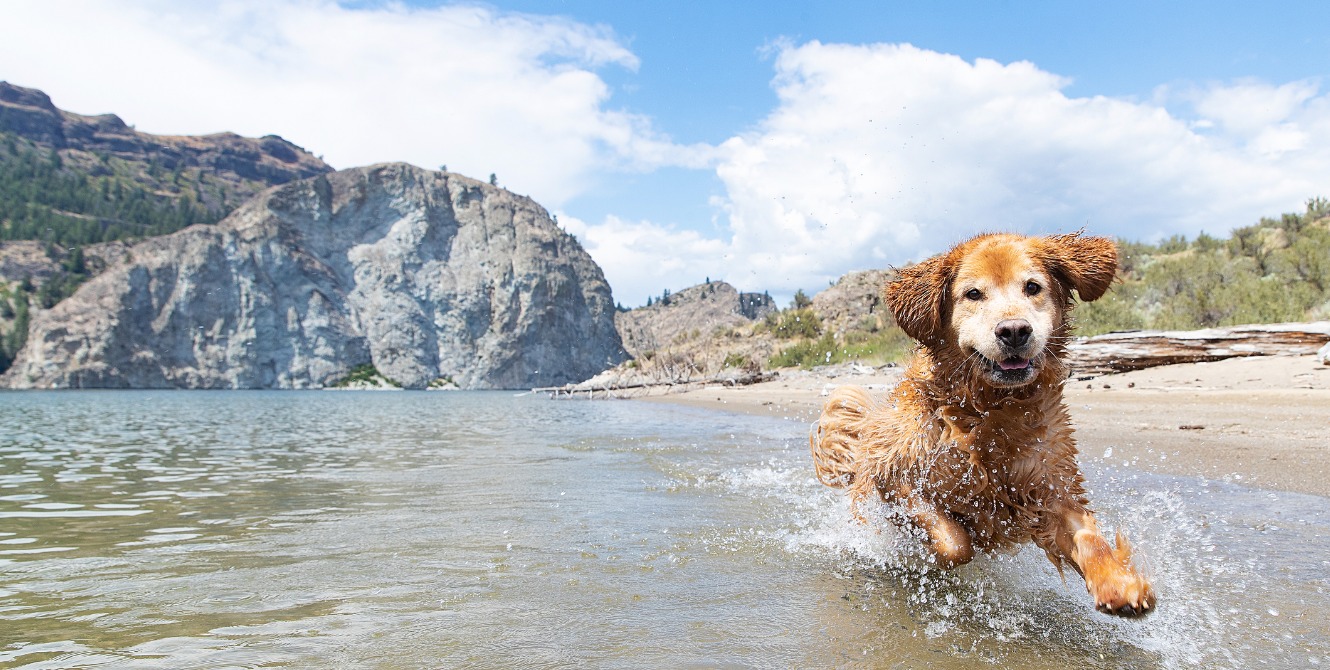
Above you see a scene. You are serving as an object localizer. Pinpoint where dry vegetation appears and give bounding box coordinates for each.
[1077,197,1330,335]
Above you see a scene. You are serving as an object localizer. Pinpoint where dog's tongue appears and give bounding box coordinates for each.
[999,357,1031,371]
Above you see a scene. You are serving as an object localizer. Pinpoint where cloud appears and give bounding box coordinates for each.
[0,0,707,207]
[699,42,1330,295]
[558,213,730,307]
[1182,79,1321,138]
[571,41,1330,304]
[5,6,1330,306]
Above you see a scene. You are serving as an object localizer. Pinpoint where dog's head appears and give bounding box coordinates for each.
[886,232,1117,388]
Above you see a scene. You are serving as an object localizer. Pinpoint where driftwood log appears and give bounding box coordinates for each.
[535,370,778,399]
[1067,322,1330,375]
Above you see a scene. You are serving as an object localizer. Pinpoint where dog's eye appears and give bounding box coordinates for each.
[1024,281,1042,296]
[964,288,983,301]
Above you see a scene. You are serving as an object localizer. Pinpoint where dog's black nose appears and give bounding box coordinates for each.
[995,319,1032,348]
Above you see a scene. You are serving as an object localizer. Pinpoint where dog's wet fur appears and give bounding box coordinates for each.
[810,232,1155,617]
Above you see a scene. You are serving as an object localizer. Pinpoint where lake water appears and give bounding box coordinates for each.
[1,391,1326,668]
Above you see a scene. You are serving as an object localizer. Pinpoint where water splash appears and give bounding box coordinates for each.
[713,454,1326,669]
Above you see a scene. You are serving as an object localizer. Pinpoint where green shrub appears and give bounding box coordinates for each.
[766,308,822,339]
[769,333,838,369]
[837,327,914,364]
[1079,197,1330,333]
[331,364,400,388]
[722,352,748,369]
[768,327,913,370]
[1074,288,1147,335]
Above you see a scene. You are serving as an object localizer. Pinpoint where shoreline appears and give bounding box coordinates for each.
[644,354,1330,498]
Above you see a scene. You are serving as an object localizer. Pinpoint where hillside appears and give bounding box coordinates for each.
[1077,198,1330,335]
[1,81,331,247]
[616,281,775,358]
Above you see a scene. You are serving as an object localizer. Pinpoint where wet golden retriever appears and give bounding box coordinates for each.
[809,232,1155,616]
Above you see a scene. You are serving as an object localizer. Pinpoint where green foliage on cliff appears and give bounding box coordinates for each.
[763,308,822,339]
[769,327,914,369]
[0,134,222,246]
[0,288,29,370]
[330,364,401,389]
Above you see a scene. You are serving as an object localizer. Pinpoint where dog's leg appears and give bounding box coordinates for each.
[889,481,974,568]
[1046,506,1155,616]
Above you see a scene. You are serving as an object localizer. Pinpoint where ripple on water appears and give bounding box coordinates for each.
[1,392,1327,668]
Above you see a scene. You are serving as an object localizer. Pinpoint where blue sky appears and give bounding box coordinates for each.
[571,1,1330,211]
[3,1,1330,306]
[495,1,1330,241]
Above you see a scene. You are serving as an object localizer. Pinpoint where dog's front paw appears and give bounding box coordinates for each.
[1085,532,1155,617]
[1089,569,1155,617]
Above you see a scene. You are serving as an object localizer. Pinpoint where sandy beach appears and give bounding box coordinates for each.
[647,354,1330,497]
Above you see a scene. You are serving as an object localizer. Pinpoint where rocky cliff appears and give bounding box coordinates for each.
[615,281,774,359]
[1,163,627,389]
[812,269,894,336]
[572,281,780,386]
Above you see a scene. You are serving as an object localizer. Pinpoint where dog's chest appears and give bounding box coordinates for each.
[933,404,1071,507]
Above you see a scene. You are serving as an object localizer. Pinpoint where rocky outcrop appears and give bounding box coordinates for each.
[615,281,774,358]
[1,163,627,389]
[811,269,893,336]
[1,81,332,211]
[0,241,60,286]
[0,240,131,286]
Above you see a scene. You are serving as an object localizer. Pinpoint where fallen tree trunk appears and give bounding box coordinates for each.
[534,370,779,399]
[1067,321,1330,375]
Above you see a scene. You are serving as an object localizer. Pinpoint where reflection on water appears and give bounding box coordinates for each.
[0,391,1326,668]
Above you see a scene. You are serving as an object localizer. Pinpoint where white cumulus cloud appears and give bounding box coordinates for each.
[574,41,1330,304]
[5,6,1330,306]
[558,213,731,307]
[0,0,708,208]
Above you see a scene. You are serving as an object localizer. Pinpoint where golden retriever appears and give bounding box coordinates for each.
[809,232,1155,616]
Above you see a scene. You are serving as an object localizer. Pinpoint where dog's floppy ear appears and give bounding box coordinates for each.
[1040,232,1118,302]
[885,254,953,345]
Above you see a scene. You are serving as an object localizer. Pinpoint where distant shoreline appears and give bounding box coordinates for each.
[644,354,1330,498]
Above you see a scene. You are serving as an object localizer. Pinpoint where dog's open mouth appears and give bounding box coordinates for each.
[974,352,1038,385]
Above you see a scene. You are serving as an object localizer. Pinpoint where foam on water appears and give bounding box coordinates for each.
[713,454,1328,669]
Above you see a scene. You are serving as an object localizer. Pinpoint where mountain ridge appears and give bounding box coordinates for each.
[1,81,332,248]
[1,80,330,195]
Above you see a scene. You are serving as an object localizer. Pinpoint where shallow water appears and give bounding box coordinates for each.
[0,391,1326,668]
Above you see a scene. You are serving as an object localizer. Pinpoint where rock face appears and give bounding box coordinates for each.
[811,269,893,336]
[615,281,774,359]
[1,163,627,389]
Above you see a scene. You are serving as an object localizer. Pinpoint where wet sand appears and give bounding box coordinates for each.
[646,354,1330,498]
